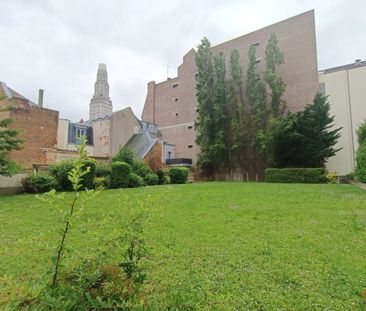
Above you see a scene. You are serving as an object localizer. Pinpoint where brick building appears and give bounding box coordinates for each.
[141,10,319,165]
[0,82,59,169]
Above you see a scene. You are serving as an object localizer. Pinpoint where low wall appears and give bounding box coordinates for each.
[0,174,27,195]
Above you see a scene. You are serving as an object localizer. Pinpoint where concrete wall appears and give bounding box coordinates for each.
[91,118,111,158]
[141,10,319,165]
[0,174,27,194]
[110,107,140,156]
[320,63,366,175]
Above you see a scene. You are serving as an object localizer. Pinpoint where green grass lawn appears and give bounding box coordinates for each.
[1,182,366,310]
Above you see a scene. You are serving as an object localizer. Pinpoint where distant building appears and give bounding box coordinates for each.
[89,64,113,120]
[319,60,366,175]
[141,10,319,165]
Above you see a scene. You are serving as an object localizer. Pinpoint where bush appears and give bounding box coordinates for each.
[94,176,109,189]
[111,161,130,189]
[23,173,58,193]
[144,173,159,186]
[113,147,135,165]
[355,143,366,183]
[49,160,75,191]
[169,167,189,184]
[156,169,167,185]
[265,168,327,183]
[128,172,144,188]
[326,171,338,184]
[131,160,152,178]
[95,164,111,178]
[82,159,96,190]
[49,160,96,191]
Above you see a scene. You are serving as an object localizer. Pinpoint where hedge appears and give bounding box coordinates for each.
[169,167,189,184]
[265,168,327,183]
[23,173,58,193]
[95,164,112,178]
[128,172,144,188]
[82,160,97,190]
[111,161,130,188]
[144,173,159,186]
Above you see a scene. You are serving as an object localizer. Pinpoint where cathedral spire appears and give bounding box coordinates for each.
[89,63,113,120]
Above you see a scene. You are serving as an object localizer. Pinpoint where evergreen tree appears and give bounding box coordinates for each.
[195,37,215,174]
[264,33,286,117]
[273,93,342,168]
[355,120,366,182]
[0,97,23,175]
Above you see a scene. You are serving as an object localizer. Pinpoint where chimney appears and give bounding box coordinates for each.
[38,89,44,107]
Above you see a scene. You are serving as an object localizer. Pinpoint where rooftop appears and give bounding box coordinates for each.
[319,60,366,74]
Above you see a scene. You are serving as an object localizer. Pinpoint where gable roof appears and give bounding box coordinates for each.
[0,81,36,105]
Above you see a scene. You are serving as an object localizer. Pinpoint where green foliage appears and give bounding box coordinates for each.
[95,164,111,177]
[0,98,24,176]
[49,159,96,191]
[111,161,130,189]
[112,147,135,165]
[128,172,144,188]
[144,173,159,186]
[23,173,58,193]
[94,176,109,189]
[357,120,366,145]
[273,93,342,168]
[169,167,189,184]
[48,160,75,191]
[355,143,366,183]
[326,171,338,184]
[156,169,168,185]
[265,168,327,183]
[131,160,152,178]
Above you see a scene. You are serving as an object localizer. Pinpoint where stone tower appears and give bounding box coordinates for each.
[89,63,113,120]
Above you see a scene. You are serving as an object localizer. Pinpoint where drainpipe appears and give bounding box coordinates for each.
[346,69,355,170]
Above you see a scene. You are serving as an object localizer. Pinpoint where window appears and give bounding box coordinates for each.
[76,128,86,138]
[196,108,200,112]
[174,97,179,102]
[188,144,193,149]
[255,57,261,63]
[188,125,193,129]
[172,83,179,88]
[253,41,261,47]
[194,73,198,80]
[175,112,179,116]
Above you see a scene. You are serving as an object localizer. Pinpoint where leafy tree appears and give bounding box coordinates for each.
[264,33,286,117]
[195,37,215,174]
[356,120,366,182]
[273,93,342,168]
[0,97,23,175]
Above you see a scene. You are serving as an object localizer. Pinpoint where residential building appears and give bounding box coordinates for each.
[141,10,319,165]
[319,60,366,175]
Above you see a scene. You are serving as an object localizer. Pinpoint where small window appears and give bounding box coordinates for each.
[255,57,261,63]
[188,144,193,149]
[76,128,86,138]
[188,125,193,129]
[174,97,179,102]
[175,112,179,116]
[172,83,179,88]
[253,41,261,47]
[196,108,200,112]
[194,73,198,80]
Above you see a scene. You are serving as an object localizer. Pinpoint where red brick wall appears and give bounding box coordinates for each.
[144,141,163,171]
[8,98,59,169]
[142,10,319,165]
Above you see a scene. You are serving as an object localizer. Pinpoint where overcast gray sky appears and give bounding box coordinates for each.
[0,0,365,121]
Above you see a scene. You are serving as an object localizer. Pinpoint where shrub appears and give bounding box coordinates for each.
[95,164,111,178]
[169,167,189,184]
[111,161,130,189]
[113,147,134,165]
[355,143,366,183]
[81,159,96,190]
[94,176,109,189]
[128,172,144,188]
[144,173,159,186]
[23,173,58,193]
[326,171,338,184]
[156,169,166,185]
[49,160,75,191]
[265,168,327,183]
[131,160,152,178]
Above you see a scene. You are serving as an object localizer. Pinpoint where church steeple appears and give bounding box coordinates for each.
[89,63,113,120]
